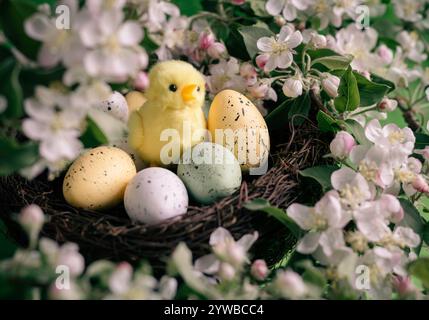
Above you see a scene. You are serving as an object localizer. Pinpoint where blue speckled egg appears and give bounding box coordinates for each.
[177,142,242,205]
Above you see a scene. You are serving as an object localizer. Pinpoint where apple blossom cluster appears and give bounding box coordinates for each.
[287,120,427,299]
[1,204,321,300]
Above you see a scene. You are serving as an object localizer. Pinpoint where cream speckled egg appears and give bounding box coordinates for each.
[124,168,188,225]
[63,146,137,210]
[177,142,242,204]
[125,91,146,113]
[208,89,270,172]
[95,91,129,122]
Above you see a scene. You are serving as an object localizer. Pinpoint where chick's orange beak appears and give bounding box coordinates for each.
[181,84,197,102]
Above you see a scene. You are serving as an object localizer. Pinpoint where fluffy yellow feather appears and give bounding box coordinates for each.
[128,60,207,166]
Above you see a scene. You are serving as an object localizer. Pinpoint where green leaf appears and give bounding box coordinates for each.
[311,54,353,70]
[414,133,429,149]
[343,119,369,145]
[238,26,274,59]
[288,93,311,126]
[423,223,429,246]
[296,260,327,289]
[0,138,39,176]
[317,110,339,132]
[353,72,392,107]
[307,48,341,60]
[408,258,429,289]
[299,165,339,192]
[225,25,250,61]
[171,0,202,16]
[334,67,360,113]
[249,0,270,16]
[80,117,109,148]
[399,199,425,238]
[0,58,23,119]
[370,74,395,93]
[244,198,301,238]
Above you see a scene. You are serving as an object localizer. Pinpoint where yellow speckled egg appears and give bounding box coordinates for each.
[63,146,137,210]
[125,91,146,113]
[208,89,270,172]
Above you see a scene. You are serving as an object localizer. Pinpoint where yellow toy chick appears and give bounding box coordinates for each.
[128,60,207,166]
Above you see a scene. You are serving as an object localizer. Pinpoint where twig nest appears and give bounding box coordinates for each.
[63,146,137,210]
[177,142,242,205]
[124,167,188,225]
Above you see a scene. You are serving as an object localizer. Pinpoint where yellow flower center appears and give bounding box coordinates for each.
[388,130,405,144]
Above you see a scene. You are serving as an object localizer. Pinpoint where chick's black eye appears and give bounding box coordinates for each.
[169,84,177,92]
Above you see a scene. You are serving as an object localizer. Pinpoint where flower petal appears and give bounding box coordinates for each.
[265,0,284,16]
[297,232,321,254]
[118,22,143,46]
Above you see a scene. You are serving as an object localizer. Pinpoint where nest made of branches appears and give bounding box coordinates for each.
[0,120,330,269]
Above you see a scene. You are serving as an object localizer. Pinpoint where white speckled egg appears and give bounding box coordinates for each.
[177,142,242,205]
[124,168,188,225]
[95,91,129,122]
[63,146,137,210]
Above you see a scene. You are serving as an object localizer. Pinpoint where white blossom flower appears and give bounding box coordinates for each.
[266,0,310,21]
[392,0,424,22]
[154,16,189,61]
[273,270,309,299]
[22,87,85,164]
[80,9,147,81]
[288,193,351,255]
[328,24,381,73]
[331,167,373,209]
[396,31,427,63]
[194,227,258,274]
[256,25,302,72]
[138,0,180,33]
[365,119,415,159]
[206,58,247,94]
[25,0,86,68]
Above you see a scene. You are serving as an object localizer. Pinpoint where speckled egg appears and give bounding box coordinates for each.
[177,142,242,205]
[125,91,146,113]
[95,91,129,122]
[63,146,137,210]
[110,136,146,171]
[208,89,270,172]
[124,167,188,225]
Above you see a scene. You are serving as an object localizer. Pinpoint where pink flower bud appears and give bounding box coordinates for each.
[231,0,246,5]
[18,205,44,238]
[207,42,226,59]
[251,259,268,281]
[57,243,85,277]
[282,77,303,98]
[133,71,149,91]
[393,276,414,297]
[240,62,257,86]
[378,97,398,112]
[275,15,286,27]
[227,243,246,266]
[330,131,356,159]
[249,83,269,99]
[417,146,429,161]
[412,175,429,193]
[218,262,236,281]
[256,54,269,70]
[322,74,340,98]
[377,45,393,65]
[199,32,215,50]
